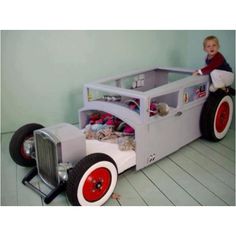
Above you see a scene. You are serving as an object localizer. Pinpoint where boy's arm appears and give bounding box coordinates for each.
[198,53,225,75]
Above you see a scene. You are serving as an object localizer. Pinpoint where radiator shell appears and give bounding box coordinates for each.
[34,123,86,187]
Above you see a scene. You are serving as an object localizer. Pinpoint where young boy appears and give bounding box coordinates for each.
[193,35,235,95]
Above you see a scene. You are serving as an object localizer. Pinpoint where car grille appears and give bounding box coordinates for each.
[35,131,60,187]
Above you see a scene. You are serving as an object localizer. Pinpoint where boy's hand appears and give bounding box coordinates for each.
[192,71,199,76]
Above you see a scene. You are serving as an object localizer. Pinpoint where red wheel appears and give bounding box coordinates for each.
[200,91,233,141]
[82,167,111,202]
[215,101,230,133]
[20,135,34,160]
[9,123,44,167]
[67,153,117,206]
[213,96,233,139]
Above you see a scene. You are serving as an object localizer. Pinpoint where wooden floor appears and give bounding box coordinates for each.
[1,130,235,206]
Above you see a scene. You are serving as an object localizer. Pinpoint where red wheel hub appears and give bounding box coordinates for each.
[20,135,33,160]
[83,167,111,202]
[215,101,230,133]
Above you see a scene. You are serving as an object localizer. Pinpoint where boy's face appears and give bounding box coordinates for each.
[204,39,219,57]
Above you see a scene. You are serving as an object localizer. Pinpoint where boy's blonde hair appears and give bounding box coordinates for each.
[203,35,220,48]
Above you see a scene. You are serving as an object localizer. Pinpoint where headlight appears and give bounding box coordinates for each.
[57,163,73,181]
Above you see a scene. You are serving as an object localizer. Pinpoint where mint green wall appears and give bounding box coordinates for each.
[1,30,235,133]
[0,30,1,196]
[1,30,187,133]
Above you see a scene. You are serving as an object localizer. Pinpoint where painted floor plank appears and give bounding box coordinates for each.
[180,146,235,190]
[142,163,200,206]
[170,152,235,205]
[198,139,235,162]
[16,166,43,206]
[105,170,131,206]
[189,141,235,174]
[111,174,147,206]
[104,198,120,206]
[37,179,69,206]
[157,157,227,206]
[219,129,235,151]
[124,168,174,206]
[1,133,18,206]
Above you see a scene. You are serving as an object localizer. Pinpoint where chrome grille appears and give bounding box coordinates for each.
[35,131,59,187]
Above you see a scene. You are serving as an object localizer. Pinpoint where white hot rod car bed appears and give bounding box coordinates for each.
[9,66,234,206]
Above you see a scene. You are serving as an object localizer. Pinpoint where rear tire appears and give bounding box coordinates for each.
[66,153,118,206]
[9,123,44,167]
[200,90,233,141]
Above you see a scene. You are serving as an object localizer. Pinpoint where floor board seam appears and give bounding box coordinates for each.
[168,158,230,206]
[155,161,203,206]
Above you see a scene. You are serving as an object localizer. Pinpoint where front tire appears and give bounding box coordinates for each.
[66,153,118,206]
[9,123,44,167]
[200,90,233,141]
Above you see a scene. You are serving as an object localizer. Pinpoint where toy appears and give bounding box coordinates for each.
[9,66,234,206]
